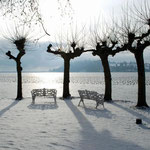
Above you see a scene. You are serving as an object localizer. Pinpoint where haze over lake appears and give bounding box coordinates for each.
[0,72,150,105]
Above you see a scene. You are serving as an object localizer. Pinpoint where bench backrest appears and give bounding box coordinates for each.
[78,90,104,101]
[46,89,57,96]
[31,88,57,96]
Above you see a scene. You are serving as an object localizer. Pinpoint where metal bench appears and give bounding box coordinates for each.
[31,88,57,104]
[78,90,104,108]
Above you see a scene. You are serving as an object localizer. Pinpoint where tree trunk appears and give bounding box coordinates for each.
[63,58,71,98]
[134,52,149,107]
[100,55,112,102]
[16,61,23,100]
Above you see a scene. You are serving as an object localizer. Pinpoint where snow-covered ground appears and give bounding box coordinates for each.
[0,73,150,150]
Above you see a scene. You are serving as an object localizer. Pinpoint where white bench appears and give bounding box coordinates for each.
[31,88,57,104]
[78,90,104,108]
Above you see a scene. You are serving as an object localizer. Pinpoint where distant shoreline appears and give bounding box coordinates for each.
[0,71,150,73]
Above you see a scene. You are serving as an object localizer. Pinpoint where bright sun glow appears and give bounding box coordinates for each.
[38,0,141,42]
[0,0,145,42]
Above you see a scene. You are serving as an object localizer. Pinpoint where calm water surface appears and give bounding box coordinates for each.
[0,72,150,104]
[0,72,150,85]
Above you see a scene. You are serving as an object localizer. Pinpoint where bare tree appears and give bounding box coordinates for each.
[87,22,126,102]
[47,32,85,98]
[6,37,25,100]
[0,0,73,99]
[3,23,38,100]
[119,1,150,107]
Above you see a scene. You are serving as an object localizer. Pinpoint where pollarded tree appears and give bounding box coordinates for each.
[88,23,126,102]
[3,24,38,100]
[119,1,150,107]
[6,37,26,100]
[47,41,84,99]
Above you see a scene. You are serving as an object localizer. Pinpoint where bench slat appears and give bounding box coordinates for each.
[78,90,104,108]
[31,88,57,104]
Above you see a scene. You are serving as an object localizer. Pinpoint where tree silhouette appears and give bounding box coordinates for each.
[87,23,126,102]
[92,42,117,102]
[2,20,39,100]
[47,41,84,99]
[6,37,26,100]
[119,2,150,107]
[89,1,150,106]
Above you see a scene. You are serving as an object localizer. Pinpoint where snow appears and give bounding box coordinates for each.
[0,73,150,150]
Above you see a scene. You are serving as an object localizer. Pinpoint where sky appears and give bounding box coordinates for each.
[39,0,126,40]
[0,0,150,72]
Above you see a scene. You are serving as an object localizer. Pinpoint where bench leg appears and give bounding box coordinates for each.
[101,99,104,108]
[78,99,82,106]
[78,98,85,107]
[96,101,104,109]
[32,96,36,104]
[54,96,57,104]
[96,102,99,109]
[102,103,104,108]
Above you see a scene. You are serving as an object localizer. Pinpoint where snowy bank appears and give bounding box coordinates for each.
[0,97,150,150]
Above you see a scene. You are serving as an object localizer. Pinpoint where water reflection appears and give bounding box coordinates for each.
[0,72,150,102]
[0,72,150,85]
[23,73,63,84]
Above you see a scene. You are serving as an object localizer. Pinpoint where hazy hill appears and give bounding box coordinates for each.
[50,60,102,72]
[51,60,150,72]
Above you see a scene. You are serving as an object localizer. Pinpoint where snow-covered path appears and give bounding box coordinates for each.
[0,97,150,150]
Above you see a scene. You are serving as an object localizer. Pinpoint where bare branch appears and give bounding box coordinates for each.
[6,50,16,60]
[47,44,63,55]
[132,0,150,26]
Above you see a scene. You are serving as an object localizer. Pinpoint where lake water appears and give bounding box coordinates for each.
[0,72,150,105]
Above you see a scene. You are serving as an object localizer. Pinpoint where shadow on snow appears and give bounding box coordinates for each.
[28,102,58,110]
[0,100,19,117]
[112,102,150,130]
[82,106,114,119]
[65,99,145,150]
[112,102,150,124]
